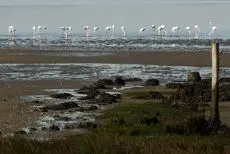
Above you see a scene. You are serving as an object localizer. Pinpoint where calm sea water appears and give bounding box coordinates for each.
[0,2,229,37]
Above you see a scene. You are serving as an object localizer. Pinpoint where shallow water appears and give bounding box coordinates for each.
[2,37,230,51]
[1,63,230,82]
[0,1,229,50]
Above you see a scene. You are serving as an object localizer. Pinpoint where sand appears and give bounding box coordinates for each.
[0,80,87,135]
[0,49,230,67]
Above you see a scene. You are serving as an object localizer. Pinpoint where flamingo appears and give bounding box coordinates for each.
[158,25,166,36]
[84,25,90,37]
[185,26,191,38]
[93,27,99,38]
[209,20,217,38]
[194,25,200,38]
[112,25,115,37]
[8,25,16,38]
[139,28,146,38]
[93,27,99,32]
[121,26,126,37]
[151,25,156,36]
[105,26,112,38]
[32,26,36,37]
[172,26,180,37]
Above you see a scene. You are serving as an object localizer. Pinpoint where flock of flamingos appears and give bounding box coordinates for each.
[7,20,217,40]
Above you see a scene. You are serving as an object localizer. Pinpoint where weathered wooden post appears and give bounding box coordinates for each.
[211,41,220,130]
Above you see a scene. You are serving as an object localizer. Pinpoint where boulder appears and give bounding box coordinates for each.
[95,92,117,104]
[96,78,114,86]
[49,124,60,131]
[50,93,74,99]
[187,72,201,82]
[41,102,78,110]
[78,122,98,129]
[124,78,142,82]
[144,79,159,86]
[114,76,126,86]
[14,130,28,135]
[78,86,100,100]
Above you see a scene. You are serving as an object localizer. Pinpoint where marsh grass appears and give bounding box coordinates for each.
[0,85,229,153]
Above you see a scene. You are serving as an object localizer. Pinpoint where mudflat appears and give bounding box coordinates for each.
[0,49,230,67]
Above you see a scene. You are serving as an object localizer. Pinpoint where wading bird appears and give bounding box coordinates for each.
[209,20,217,38]
[121,26,126,37]
[158,25,166,36]
[139,28,146,38]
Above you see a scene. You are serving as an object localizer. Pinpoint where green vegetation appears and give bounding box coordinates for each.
[1,85,230,154]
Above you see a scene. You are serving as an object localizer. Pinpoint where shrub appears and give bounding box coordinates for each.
[164,114,210,135]
[139,116,159,126]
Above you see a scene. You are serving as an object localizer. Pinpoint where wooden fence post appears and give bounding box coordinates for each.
[211,41,220,130]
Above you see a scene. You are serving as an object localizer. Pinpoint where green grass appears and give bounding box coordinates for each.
[1,85,230,153]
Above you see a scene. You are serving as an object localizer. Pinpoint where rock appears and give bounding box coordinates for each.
[29,127,37,132]
[95,92,117,104]
[92,83,106,89]
[14,130,27,135]
[78,122,98,129]
[124,78,142,82]
[41,102,78,110]
[64,124,79,129]
[56,116,71,121]
[41,109,48,112]
[27,100,44,104]
[50,93,74,99]
[41,127,48,131]
[187,72,201,82]
[144,79,160,86]
[49,124,60,131]
[166,83,183,89]
[78,86,100,100]
[96,78,114,86]
[114,76,126,86]
[84,105,98,111]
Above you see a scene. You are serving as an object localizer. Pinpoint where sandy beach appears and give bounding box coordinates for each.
[0,49,230,67]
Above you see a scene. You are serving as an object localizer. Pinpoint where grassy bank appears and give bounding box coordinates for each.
[1,85,230,153]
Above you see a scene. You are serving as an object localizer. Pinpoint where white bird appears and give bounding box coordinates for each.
[158,25,166,36]
[36,25,47,35]
[121,26,126,37]
[60,25,72,39]
[185,26,191,38]
[209,20,217,38]
[93,27,99,38]
[194,25,200,38]
[171,26,180,37]
[32,26,36,36]
[139,28,146,38]
[105,26,112,37]
[112,25,115,37]
[84,25,90,37]
[8,25,16,37]
[151,25,156,36]
[93,27,99,32]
